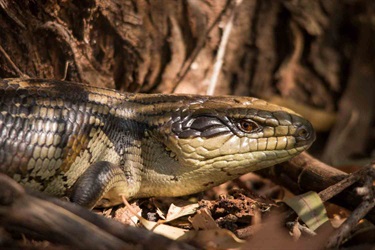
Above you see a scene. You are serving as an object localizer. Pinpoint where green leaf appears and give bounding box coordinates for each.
[284,191,329,231]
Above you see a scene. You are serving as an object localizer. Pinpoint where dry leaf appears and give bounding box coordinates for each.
[139,218,188,240]
[190,208,219,230]
[165,203,199,222]
[284,191,329,231]
[179,228,245,249]
[121,196,188,240]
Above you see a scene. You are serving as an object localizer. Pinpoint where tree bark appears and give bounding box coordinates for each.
[0,0,374,247]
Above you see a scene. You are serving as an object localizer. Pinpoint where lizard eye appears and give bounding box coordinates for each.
[237,119,259,133]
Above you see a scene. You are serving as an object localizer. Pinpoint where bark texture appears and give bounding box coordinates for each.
[0,1,375,248]
[1,0,373,165]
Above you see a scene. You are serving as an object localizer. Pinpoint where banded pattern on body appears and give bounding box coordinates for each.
[0,78,315,208]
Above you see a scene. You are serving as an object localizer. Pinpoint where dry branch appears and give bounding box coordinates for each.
[0,174,196,250]
[326,171,375,248]
[257,153,375,224]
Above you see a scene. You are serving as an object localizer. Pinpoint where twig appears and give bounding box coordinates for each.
[318,164,371,202]
[206,0,242,95]
[326,163,375,248]
[0,174,195,250]
[171,0,231,93]
[62,61,70,81]
[257,153,375,223]
[0,44,28,78]
[121,195,143,222]
[39,21,110,86]
[0,174,131,249]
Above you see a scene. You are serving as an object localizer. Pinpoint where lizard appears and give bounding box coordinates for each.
[0,78,315,209]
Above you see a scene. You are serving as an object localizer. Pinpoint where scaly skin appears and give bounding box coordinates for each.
[0,78,315,208]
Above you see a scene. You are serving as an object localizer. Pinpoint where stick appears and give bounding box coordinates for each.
[206,0,243,95]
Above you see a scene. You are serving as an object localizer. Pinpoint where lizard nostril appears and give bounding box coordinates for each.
[297,126,309,139]
[294,122,316,147]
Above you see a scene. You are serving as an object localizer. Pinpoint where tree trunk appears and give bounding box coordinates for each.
[1,1,373,166]
[1,0,374,248]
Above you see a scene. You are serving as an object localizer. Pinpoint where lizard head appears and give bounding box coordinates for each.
[134,94,315,197]
[157,95,315,178]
